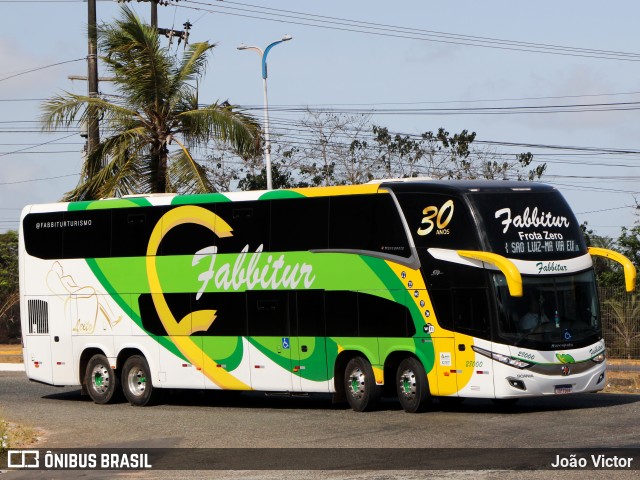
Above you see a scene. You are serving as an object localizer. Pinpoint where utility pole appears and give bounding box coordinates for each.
[87,0,100,169]
[158,21,192,47]
[151,1,157,28]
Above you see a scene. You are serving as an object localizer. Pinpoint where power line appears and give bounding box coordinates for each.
[237,101,640,116]
[0,58,85,83]
[0,133,78,158]
[576,205,638,215]
[176,0,640,61]
[0,173,78,186]
[7,88,640,106]
[221,1,640,59]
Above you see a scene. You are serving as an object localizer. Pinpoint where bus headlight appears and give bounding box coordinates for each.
[472,345,532,369]
[591,352,605,364]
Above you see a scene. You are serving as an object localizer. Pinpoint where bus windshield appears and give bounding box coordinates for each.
[493,270,601,350]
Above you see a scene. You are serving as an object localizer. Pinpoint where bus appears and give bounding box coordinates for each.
[19,180,636,412]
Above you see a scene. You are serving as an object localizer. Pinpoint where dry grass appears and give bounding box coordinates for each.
[0,415,41,452]
[604,370,640,394]
[0,345,21,354]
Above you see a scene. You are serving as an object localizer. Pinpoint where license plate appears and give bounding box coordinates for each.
[555,385,573,394]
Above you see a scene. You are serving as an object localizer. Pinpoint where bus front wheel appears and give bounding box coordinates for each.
[85,353,120,404]
[344,356,381,412]
[396,357,430,413]
[122,355,155,407]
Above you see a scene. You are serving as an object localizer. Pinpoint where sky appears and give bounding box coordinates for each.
[1,0,639,239]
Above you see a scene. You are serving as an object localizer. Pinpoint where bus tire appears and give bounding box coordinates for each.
[344,356,381,412]
[85,353,120,404]
[396,357,430,413]
[122,355,155,407]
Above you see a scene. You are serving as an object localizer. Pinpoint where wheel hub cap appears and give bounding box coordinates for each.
[399,369,416,399]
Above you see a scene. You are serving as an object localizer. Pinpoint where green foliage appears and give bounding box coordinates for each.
[0,230,18,291]
[41,5,261,200]
[0,231,20,342]
[604,293,640,359]
[581,222,625,287]
[618,223,640,270]
[238,162,303,191]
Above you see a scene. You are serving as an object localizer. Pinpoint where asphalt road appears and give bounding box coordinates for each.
[1,371,639,479]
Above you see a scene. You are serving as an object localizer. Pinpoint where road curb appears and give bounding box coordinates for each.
[0,363,25,372]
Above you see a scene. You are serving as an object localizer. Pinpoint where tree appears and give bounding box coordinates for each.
[617,223,640,272]
[41,6,261,200]
[605,295,640,359]
[0,230,20,342]
[208,111,546,191]
[581,222,624,287]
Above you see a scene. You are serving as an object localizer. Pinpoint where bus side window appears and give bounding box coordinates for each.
[328,194,410,257]
[270,198,329,252]
[23,212,64,260]
[247,291,290,336]
[429,290,454,331]
[192,292,248,336]
[295,290,326,337]
[112,207,164,257]
[452,288,491,338]
[358,292,413,337]
[62,209,112,259]
[158,205,219,257]
[137,293,191,336]
[325,291,359,337]
[216,201,270,253]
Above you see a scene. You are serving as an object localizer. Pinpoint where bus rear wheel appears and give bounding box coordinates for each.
[122,355,155,407]
[85,353,120,404]
[344,356,381,412]
[396,357,430,413]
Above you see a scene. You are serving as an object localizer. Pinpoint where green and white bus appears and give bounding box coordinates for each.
[19,180,635,412]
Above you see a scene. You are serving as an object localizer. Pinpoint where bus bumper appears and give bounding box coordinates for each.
[492,360,607,398]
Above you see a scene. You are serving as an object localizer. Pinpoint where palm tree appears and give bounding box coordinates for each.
[41,6,261,200]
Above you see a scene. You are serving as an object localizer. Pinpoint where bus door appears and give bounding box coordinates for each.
[290,290,329,393]
[450,286,495,398]
[247,291,294,391]
[432,336,458,397]
[425,289,459,397]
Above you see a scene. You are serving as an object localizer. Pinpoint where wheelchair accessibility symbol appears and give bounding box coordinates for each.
[282,337,290,350]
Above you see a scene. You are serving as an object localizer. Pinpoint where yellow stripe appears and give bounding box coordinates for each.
[291,184,380,197]
[146,205,250,390]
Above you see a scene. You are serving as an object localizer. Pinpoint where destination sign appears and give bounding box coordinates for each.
[469,192,587,261]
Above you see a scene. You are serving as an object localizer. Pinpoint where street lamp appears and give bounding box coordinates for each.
[238,34,292,190]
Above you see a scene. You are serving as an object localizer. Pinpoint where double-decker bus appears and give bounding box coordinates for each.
[19,180,635,412]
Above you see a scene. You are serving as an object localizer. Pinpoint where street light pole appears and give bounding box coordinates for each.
[238,35,292,190]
